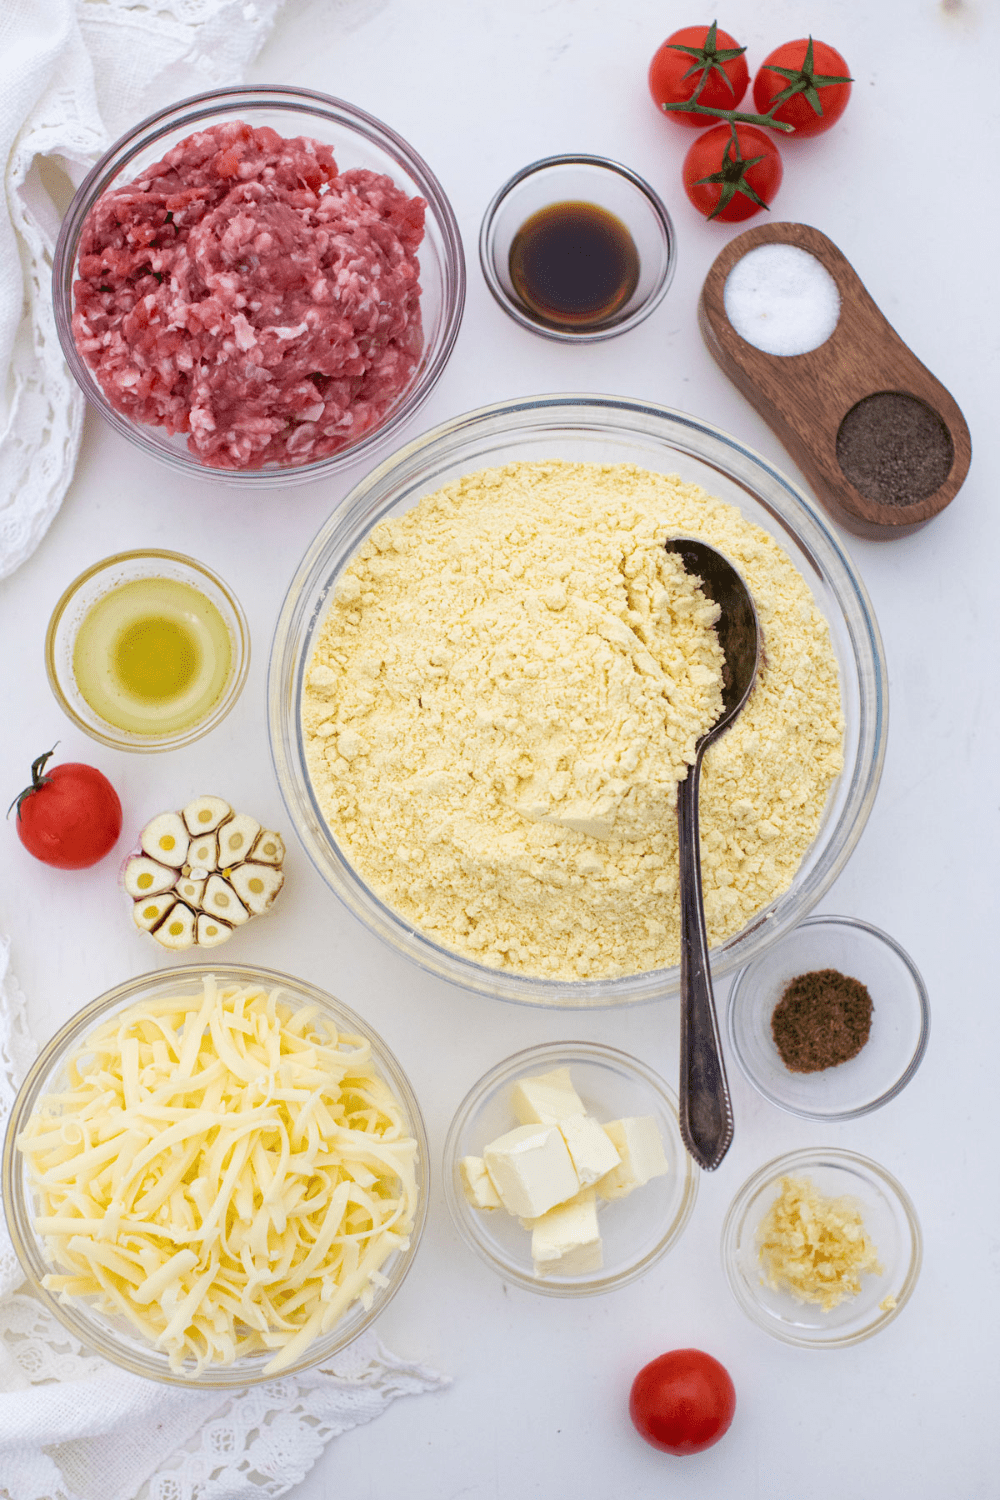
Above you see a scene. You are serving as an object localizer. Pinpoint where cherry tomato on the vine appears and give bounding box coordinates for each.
[682,123,782,222]
[629,1348,736,1456]
[753,37,852,138]
[649,22,749,127]
[10,748,122,870]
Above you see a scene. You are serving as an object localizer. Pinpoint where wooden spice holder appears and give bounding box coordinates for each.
[699,222,971,539]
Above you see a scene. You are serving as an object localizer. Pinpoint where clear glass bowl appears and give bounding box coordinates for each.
[2,964,429,1387]
[721,1147,921,1347]
[45,549,250,751]
[442,1042,697,1296]
[479,155,676,341]
[52,86,465,484]
[727,914,930,1120]
[269,394,887,1007]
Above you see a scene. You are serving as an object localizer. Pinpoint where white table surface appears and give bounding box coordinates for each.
[2,0,998,1495]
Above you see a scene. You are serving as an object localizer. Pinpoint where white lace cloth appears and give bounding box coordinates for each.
[0,0,285,579]
[0,937,448,1500]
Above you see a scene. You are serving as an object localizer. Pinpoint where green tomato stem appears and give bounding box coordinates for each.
[661,100,795,133]
[7,745,58,821]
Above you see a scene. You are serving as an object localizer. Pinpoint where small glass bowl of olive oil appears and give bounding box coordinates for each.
[46,550,249,751]
[479,154,676,342]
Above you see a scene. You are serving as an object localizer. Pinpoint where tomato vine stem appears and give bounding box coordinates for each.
[662,100,794,133]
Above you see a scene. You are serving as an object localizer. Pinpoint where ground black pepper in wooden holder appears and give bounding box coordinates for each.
[699,222,972,539]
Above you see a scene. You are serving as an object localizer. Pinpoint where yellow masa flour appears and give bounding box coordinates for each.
[303,462,844,980]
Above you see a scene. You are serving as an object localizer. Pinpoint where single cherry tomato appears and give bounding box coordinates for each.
[649,22,749,127]
[753,37,853,138]
[682,123,782,222]
[9,748,122,870]
[629,1348,736,1456]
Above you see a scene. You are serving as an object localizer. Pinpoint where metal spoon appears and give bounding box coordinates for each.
[664,538,760,1172]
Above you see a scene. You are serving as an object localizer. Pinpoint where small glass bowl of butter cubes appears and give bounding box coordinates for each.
[443,1043,698,1295]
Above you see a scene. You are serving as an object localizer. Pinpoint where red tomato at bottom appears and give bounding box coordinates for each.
[682,124,782,223]
[629,1348,736,1455]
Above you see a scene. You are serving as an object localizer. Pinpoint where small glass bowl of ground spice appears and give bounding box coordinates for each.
[727,915,929,1120]
[721,1147,922,1348]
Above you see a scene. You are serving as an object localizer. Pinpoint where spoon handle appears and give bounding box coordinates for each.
[676,749,734,1172]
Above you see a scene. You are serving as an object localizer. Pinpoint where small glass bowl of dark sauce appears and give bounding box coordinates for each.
[480,155,676,342]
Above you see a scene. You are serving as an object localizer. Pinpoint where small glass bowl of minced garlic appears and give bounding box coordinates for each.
[721,1147,922,1348]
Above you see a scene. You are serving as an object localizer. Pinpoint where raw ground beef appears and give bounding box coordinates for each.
[72,121,426,470]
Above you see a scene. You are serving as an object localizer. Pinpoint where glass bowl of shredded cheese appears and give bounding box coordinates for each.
[2,965,428,1385]
[721,1147,922,1347]
[270,393,887,1007]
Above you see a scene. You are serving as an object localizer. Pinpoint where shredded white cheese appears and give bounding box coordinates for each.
[17,976,420,1374]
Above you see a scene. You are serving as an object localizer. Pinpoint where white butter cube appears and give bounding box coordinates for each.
[459,1155,501,1210]
[483,1123,580,1218]
[511,1067,586,1125]
[558,1112,621,1187]
[531,1189,603,1277]
[596,1117,669,1201]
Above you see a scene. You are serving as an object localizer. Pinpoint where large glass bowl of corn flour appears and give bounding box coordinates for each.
[269,395,886,1008]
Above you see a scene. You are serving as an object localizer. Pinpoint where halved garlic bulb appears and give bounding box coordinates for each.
[125,799,285,949]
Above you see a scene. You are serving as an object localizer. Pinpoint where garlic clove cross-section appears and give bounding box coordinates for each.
[197,913,233,947]
[251,830,285,866]
[230,862,284,915]
[182,797,232,836]
[186,832,219,873]
[154,903,197,951]
[123,857,177,900]
[175,875,207,908]
[203,874,250,926]
[140,813,189,868]
[133,892,177,932]
[124,798,286,950]
[218,814,260,868]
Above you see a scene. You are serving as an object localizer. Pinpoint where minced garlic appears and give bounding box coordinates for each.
[303,461,843,979]
[757,1175,883,1310]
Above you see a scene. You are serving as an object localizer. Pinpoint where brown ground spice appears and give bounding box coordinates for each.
[836,391,953,507]
[771,968,873,1073]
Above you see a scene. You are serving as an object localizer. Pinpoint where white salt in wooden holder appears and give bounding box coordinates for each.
[699,221,971,539]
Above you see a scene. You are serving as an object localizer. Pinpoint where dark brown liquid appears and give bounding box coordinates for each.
[508,200,640,329]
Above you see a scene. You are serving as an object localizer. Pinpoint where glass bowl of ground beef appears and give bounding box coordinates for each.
[53,87,465,481]
[269,395,887,1008]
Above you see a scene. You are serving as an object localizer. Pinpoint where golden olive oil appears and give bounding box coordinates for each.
[73,576,233,735]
